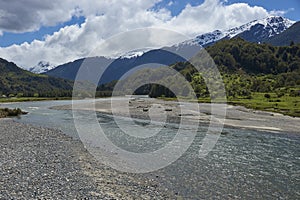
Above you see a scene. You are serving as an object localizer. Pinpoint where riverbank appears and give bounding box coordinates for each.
[0,119,173,199]
[53,97,300,134]
[160,92,300,118]
[0,97,72,103]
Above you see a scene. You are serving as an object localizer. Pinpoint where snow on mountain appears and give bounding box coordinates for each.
[119,50,148,59]
[29,61,56,74]
[178,16,295,47]
[30,50,148,74]
[224,15,295,38]
[39,16,295,75]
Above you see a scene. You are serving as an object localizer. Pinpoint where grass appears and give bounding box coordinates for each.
[0,97,72,103]
[228,93,300,117]
[159,93,300,117]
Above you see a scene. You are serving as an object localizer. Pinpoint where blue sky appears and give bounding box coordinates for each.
[153,0,300,20]
[0,0,299,69]
[152,0,206,16]
[0,16,85,47]
[0,0,299,48]
[225,0,300,20]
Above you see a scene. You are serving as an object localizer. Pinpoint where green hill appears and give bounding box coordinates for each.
[0,58,73,97]
[190,38,300,96]
[169,38,300,96]
[204,37,300,74]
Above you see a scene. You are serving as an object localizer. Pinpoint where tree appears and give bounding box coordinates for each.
[264,93,271,99]
[290,41,295,46]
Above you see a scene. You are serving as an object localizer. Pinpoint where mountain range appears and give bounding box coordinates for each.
[177,15,294,47]
[1,15,299,97]
[40,16,298,84]
[45,50,187,85]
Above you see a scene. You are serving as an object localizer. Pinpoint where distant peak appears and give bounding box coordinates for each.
[257,15,295,27]
[29,60,56,74]
[176,16,295,48]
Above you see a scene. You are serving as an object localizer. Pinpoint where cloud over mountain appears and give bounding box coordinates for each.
[0,0,283,69]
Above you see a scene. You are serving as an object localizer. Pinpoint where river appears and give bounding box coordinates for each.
[1,99,299,199]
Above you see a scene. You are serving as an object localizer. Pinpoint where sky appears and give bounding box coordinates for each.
[0,0,299,69]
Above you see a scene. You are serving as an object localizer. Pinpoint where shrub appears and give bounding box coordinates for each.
[0,108,27,118]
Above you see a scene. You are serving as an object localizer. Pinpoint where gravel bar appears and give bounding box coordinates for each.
[0,119,173,199]
[54,98,300,134]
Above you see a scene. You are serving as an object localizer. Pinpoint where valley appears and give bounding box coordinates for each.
[0,4,299,198]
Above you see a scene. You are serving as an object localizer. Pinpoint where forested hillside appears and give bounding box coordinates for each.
[145,38,300,97]
[189,38,300,98]
[0,58,73,97]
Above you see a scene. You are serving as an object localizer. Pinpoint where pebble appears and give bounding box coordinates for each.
[0,119,173,199]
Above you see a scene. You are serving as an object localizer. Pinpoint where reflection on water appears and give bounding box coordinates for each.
[1,99,299,199]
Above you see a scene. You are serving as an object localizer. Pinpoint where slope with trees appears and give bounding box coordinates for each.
[0,58,73,97]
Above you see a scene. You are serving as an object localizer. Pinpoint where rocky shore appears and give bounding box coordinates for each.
[0,119,174,199]
[1,97,299,198]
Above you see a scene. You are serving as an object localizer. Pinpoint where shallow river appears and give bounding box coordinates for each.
[1,99,299,199]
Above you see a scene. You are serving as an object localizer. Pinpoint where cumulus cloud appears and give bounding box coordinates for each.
[0,0,78,33]
[0,0,277,69]
[164,1,269,36]
[270,8,295,17]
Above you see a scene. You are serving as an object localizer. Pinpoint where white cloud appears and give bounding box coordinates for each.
[168,1,174,6]
[0,0,278,69]
[270,8,294,17]
[164,1,269,36]
[0,0,78,33]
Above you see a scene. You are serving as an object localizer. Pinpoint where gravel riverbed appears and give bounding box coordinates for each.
[54,98,300,134]
[0,119,173,199]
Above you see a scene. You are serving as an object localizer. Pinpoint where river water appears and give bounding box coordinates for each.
[1,99,299,199]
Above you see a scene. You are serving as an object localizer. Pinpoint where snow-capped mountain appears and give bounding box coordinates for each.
[119,49,150,59]
[178,16,295,47]
[111,16,295,57]
[29,61,56,74]
[43,15,296,79]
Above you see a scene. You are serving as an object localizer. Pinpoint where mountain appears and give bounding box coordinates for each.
[29,61,56,74]
[265,21,300,46]
[118,49,149,59]
[110,38,300,98]
[45,58,86,81]
[178,16,295,47]
[0,58,73,97]
[44,16,295,84]
[45,49,187,84]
